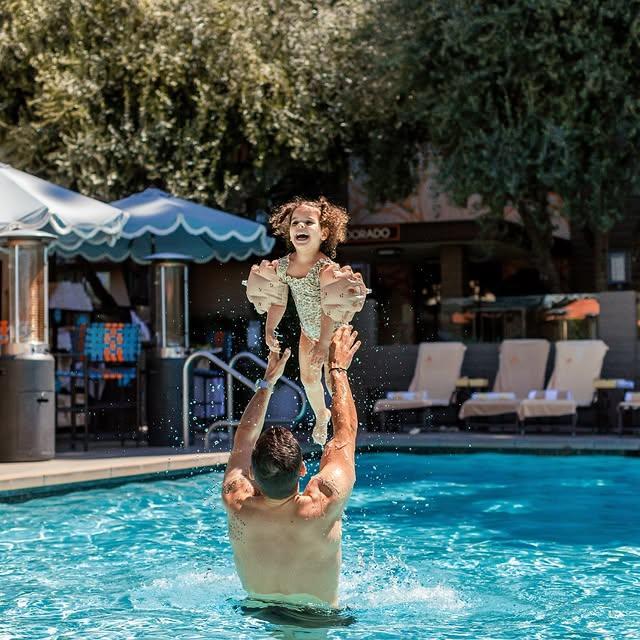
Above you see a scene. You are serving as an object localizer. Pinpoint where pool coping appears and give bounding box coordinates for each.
[0,453,229,501]
[356,432,640,456]
[2,433,639,501]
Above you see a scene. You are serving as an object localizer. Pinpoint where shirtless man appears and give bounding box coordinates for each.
[221,326,361,608]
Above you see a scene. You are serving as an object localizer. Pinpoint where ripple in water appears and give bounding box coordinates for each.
[2,453,640,639]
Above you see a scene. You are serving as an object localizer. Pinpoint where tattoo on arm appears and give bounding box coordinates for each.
[318,475,341,498]
[222,480,238,495]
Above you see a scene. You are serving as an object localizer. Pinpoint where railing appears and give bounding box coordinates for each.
[227,351,307,424]
[182,350,307,449]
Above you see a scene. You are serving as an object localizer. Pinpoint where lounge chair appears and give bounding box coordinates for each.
[517,340,609,435]
[617,392,640,434]
[373,342,466,430]
[459,339,550,430]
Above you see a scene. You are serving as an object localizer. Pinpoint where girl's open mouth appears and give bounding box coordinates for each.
[294,232,310,241]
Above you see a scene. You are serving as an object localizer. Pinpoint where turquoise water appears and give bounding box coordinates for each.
[2,452,640,639]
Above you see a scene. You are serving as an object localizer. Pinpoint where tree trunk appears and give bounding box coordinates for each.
[518,200,567,293]
[592,229,609,292]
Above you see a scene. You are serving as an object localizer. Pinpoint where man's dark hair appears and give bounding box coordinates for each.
[251,427,302,499]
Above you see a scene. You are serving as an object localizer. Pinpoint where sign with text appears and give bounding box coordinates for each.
[346,224,401,244]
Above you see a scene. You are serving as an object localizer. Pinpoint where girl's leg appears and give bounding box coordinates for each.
[299,332,331,446]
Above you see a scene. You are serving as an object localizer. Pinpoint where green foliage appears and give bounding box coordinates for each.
[0,0,364,210]
[347,0,640,219]
[2,0,640,288]
[343,0,640,288]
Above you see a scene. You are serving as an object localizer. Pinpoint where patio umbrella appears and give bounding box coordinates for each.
[0,163,127,249]
[53,188,274,264]
[0,172,49,228]
[545,298,600,321]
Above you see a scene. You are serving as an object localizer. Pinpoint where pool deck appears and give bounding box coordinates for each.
[0,449,229,497]
[1,432,639,499]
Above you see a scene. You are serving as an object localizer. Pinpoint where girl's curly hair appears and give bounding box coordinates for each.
[269,196,349,258]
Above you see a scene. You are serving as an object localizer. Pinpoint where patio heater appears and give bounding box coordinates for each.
[146,253,192,446]
[0,230,56,461]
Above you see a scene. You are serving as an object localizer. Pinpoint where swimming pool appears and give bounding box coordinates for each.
[2,452,639,639]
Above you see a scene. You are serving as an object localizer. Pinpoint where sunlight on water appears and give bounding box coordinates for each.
[2,453,640,639]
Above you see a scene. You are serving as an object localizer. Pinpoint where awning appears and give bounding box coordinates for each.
[0,164,127,248]
[53,188,274,263]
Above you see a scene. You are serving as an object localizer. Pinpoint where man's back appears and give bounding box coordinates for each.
[226,478,345,606]
[221,327,361,608]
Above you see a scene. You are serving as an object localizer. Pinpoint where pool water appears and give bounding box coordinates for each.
[2,452,640,639]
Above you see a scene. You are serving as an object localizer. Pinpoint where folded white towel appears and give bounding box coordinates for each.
[471,392,517,401]
[527,390,573,401]
[385,391,429,401]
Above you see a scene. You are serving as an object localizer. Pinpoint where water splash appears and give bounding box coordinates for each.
[132,567,243,612]
[341,550,464,613]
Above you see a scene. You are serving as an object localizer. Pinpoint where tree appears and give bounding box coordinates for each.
[0,0,364,211]
[3,0,640,293]
[343,0,640,292]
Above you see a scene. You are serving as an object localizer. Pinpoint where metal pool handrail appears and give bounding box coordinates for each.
[227,351,307,424]
[182,349,252,448]
[182,350,307,449]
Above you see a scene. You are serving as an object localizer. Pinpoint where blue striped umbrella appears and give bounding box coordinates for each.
[53,188,274,263]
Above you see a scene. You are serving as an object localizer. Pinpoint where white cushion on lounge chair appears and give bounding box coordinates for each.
[546,340,608,407]
[374,342,466,414]
[407,342,467,400]
[517,397,577,420]
[460,397,521,419]
[517,340,608,421]
[492,340,551,399]
[459,339,550,420]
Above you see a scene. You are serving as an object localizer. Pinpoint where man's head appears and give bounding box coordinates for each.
[251,427,305,499]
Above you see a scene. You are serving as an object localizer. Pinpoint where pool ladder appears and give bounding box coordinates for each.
[181,350,307,449]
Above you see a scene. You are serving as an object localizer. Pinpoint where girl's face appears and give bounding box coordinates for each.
[289,205,328,252]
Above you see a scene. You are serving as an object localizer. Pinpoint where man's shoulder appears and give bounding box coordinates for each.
[296,471,350,520]
[221,471,256,512]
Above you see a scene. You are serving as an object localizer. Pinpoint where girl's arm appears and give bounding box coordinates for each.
[265,304,286,352]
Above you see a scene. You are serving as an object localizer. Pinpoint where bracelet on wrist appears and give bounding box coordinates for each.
[329,367,348,374]
[255,378,275,392]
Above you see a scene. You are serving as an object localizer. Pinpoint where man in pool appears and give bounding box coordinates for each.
[221,326,361,609]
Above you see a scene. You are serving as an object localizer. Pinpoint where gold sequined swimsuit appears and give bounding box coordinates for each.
[277,255,341,341]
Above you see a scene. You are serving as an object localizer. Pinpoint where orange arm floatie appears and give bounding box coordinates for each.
[242,260,289,314]
[319,264,370,324]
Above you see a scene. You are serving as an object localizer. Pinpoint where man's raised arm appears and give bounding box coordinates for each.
[223,348,291,488]
[303,327,361,511]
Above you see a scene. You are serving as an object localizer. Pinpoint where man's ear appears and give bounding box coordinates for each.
[300,461,307,477]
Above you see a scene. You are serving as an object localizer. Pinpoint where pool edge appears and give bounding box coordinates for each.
[2,433,639,502]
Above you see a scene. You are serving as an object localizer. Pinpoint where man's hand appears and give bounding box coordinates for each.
[264,347,291,384]
[329,326,361,370]
[265,331,281,353]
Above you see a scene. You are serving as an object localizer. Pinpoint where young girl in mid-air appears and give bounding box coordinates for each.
[243,197,368,446]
